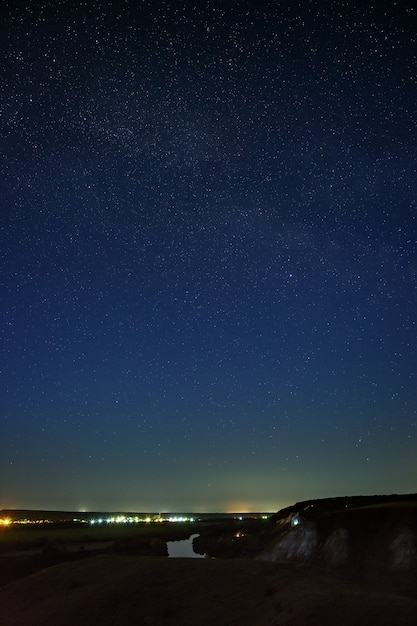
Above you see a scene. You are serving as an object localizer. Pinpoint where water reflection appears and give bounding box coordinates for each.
[167,534,205,558]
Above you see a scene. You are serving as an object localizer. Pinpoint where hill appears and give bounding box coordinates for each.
[0,554,416,625]
[258,493,417,597]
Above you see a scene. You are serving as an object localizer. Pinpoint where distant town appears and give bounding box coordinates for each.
[0,510,270,527]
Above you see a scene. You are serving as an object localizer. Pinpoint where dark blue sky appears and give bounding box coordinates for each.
[1,0,416,512]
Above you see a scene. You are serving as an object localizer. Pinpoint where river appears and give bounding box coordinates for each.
[166,534,205,558]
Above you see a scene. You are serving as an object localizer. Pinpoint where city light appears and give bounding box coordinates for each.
[0,512,268,526]
[88,514,196,525]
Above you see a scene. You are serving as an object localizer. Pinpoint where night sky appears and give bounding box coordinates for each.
[1,1,417,513]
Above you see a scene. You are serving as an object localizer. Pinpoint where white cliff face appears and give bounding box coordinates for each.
[263,524,350,566]
[320,528,350,567]
[265,523,318,562]
[390,528,417,570]
[261,505,417,597]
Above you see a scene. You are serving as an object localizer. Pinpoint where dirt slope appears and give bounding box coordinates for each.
[1,555,417,626]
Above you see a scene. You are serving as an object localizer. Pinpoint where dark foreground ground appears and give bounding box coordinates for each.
[0,554,417,626]
[1,495,416,625]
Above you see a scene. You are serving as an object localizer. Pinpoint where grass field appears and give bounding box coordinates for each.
[0,521,200,552]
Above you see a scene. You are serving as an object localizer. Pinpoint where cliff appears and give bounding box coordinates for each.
[259,494,417,597]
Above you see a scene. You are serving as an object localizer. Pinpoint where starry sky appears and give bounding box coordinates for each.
[1,0,417,513]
